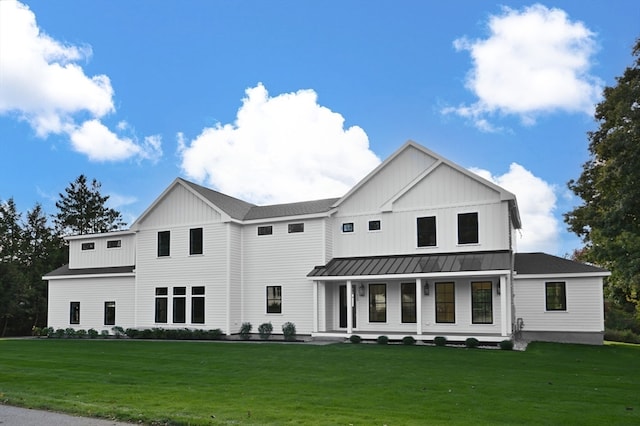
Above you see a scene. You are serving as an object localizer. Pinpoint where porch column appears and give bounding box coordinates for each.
[312,281,318,333]
[500,275,508,336]
[346,280,353,334]
[416,278,423,335]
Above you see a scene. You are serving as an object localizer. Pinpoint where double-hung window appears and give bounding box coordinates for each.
[69,302,80,324]
[401,283,416,323]
[545,282,567,311]
[158,231,170,257]
[435,282,455,323]
[190,228,203,255]
[191,286,205,323]
[458,213,478,244]
[369,284,387,322]
[104,301,116,325]
[173,287,186,323]
[471,281,493,324]
[417,216,436,247]
[155,288,168,323]
[266,286,282,313]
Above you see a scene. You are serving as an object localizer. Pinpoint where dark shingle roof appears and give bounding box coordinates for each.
[514,252,608,275]
[308,250,511,277]
[180,179,255,220]
[44,264,135,278]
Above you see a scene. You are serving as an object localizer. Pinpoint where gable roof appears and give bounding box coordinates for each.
[514,253,609,276]
[180,178,255,220]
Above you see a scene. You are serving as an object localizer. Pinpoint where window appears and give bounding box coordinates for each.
[104,301,116,325]
[435,282,455,323]
[417,216,437,247]
[257,225,273,236]
[342,223,354,233]
[173,287,186,323]
[458,212,479,244]
[401,282,416,323]
[189,228,203,255]
[191,286,205,324]
[81,242,95,251]
[158,231,170,257]
[107,240,121,248]
[155,287,168,323]
[471,281,493,324]
[368,220,381,231]
[288,223,304,233]
[369,284,387,322]
[546,282,567,311]
[266,286,282,313]
[70,302,80,324]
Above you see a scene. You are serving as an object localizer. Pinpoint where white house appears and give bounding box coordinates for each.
[44,141,609,344]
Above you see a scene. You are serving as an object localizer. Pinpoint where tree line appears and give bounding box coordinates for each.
[0,175,124,336]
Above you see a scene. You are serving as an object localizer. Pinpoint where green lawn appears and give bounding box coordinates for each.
[0,339,639,425]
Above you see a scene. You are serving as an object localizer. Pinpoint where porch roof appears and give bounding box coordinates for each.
[308,250,511,278]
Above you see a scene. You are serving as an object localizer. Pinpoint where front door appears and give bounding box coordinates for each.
[339,285,357,328]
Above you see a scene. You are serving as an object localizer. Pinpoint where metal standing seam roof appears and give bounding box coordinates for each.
[43,264,135,278]
[307,250,512,277]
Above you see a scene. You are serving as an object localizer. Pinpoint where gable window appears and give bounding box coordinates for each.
[435,282,455,323]
[107,240,121,248]
[70,302,80,324]
[158,231,170,257]
[546,282,567,311]
[173,287,186,323]
[257,225,273,236]
[342,223,354,233]
[81,242,95,251]
[288,223,304,233]
[189,228,203,255]
[368,220,381,231]
[401,282,416,323]
[458,212,479,244]
[266,286,282,313]
[155,287,168,323]
[191,286,205,324]
[471,281,493,324]
[104,301,116,325]
[369,284,387,322]
[417,216,437,247]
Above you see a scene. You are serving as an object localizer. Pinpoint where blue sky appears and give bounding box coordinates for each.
[0,0,638,256]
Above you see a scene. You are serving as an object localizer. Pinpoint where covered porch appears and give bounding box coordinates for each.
[307,251,514,343]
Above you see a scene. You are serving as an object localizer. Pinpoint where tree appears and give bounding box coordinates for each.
[54,175,126,236]
[565,38,640,314]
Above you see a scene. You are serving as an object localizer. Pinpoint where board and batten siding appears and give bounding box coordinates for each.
[242,218,326,334]
[68,233,135,269]
[513,276,604,332]
[47,276,135,331]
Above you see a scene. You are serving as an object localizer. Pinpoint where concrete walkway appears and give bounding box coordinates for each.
[0,405,133,426]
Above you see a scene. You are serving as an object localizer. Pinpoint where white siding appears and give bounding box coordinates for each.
[513,276,604,333]
[228,223,243,333]
[69,233,135,269]
[47,276,135,331]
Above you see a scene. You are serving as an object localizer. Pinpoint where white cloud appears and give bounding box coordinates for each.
[0,0,161,162]
[471,163,559,253]
[178,83,381,204]
[444,4,602,131]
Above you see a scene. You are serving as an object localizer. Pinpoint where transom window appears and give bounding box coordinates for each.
[471,281,493,324]
[157,231,170,257]
[342,223,354,233]
[107,240,121,248]
[257,225,273,236]
[81,242,95,251]
[369,284,387,322]
[435,282,455,323]
[189,228,203,255]
[417,216,437,247]
[266,286,282,313]
[155,287,168,323]
[458,212,479,244]
[368,220,381,231]
[288,223,304,233]
[545,282,567,311]
[401,282,416,323]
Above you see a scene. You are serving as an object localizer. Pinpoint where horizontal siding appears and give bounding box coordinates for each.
[47,276,135,331]
[513,277,604,332]
[229,223,243,333]
[69,234,135,269]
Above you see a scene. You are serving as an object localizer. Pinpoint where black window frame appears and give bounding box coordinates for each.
[287,223,304,233]
[107,239,121,248]
[266,286,282,314]
[70,301,80,324]
[189,227,203,255]
[257,225,273,236]
[342,222,354,233]
[471,281,493,324]
[458,212,479,244]
[104,301,116,326]
[81,242,95,251]
[157,231,170,257]
[191,286,205,324]
[173,287,186,323]
[401,282,417,323]
[417,216,437,247]
[435,282,455,323]
[368,220,381,231]
[545,282,567,311]
[155,287,168,323]
[368,283,387,323]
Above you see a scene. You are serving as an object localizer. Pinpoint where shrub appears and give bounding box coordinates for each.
[349,335,361,344]
[88,328,99,339]
[239,322,252,340]
[377,335,389,345]
[605,328,640,344]
[55,328,65,338]
[465,337,480,348]
[258,322,273,340]
[100,330,110,338]
[402,336,416,345]
[125,328,140,339]
[65,328,76,338]
[282,322,297,341]
[141,328,154,339]
[206,328,224,340]
[32,326,41,337]
[499,339,514,350]
[43,327,54,337]
[112,326,125,338]
[434,336,447,347]
[75,329,87,338]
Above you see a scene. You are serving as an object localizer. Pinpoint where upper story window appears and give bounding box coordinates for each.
[190,228,203,255]
[342,223,354,233]
[81,242,95,251]
[157,231,170,257]
[417,216,436,247]
[458,212,479,244]
[288,223,304,233]
[368,220,381,231]
[545,282,567,311]
[257,225,273,236]
[107,240,121,248]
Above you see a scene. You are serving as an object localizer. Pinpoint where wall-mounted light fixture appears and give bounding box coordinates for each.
[358,284,365,297]
[424,282,430,296]
[496,284,501,295]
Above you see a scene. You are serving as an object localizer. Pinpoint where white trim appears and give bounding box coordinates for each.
[308,270,511,281]
[45,273,135,280]
[65,230,135,241]
[514,272,611,279]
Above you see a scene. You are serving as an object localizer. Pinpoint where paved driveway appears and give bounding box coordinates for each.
[0,404,133,425]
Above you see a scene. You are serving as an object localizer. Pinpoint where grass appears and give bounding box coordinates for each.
[0,339,639,425]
